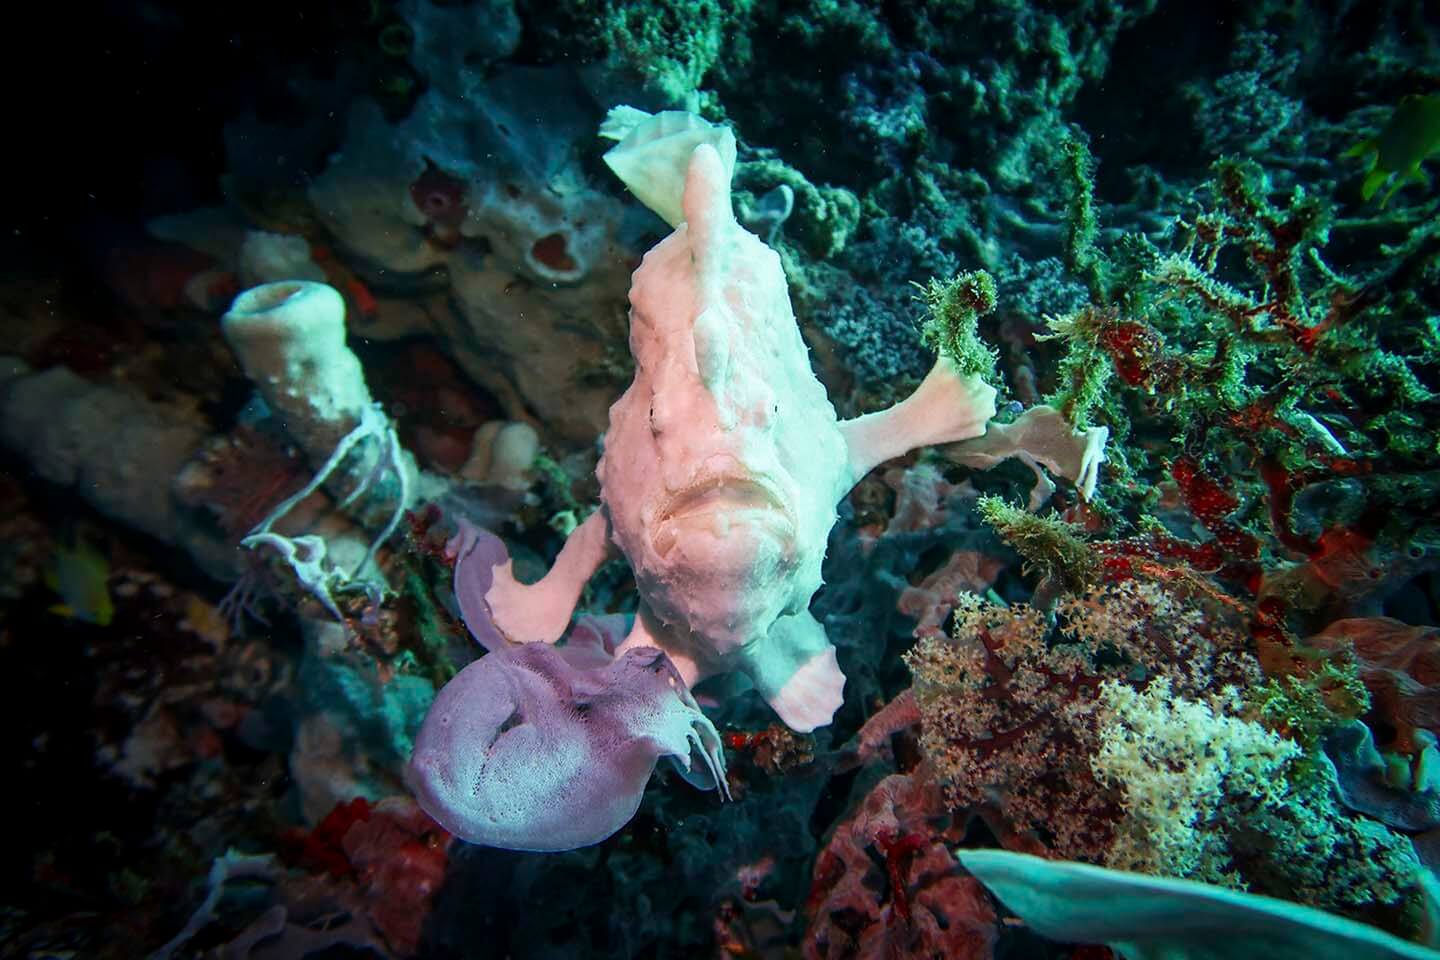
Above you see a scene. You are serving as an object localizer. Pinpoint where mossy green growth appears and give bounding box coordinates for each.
[976,495,1099,596]
[604,0,753,108]
[918,270,1001,379]
[1059,130,1108,303]
[1249,655,1371,751]
[1366,351,1439,406]
[518,0,754,107]
[1042,311,1115,431]
[532,451,595,527]
[734,159,861,259]
[1368,409,1439,458]
[400,570,459,687]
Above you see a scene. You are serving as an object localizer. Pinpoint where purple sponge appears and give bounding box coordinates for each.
[406,522,728,851]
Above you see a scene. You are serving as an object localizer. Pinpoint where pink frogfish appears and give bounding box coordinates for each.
[407,109,998,851]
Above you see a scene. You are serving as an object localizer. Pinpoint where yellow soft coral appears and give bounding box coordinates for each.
[1093,677,1300,886]
[1093,677,1428,938]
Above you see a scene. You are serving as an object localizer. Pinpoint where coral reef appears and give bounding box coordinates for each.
[5,2,1440,958]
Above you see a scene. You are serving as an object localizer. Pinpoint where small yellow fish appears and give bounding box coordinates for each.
[1344,93,1440,206]
[46,537,115,627]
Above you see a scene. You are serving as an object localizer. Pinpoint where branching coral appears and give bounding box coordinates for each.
[1038,150,1440,622]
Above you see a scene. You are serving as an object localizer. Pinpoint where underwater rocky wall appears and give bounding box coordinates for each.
[3,1,1440,958]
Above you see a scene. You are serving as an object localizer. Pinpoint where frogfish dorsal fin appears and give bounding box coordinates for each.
[601,108,736,228]
[682,142,735,273]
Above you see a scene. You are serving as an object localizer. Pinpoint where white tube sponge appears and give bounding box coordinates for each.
[222,281,374,460]
[223,281,437,579]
